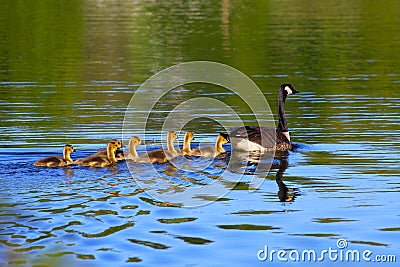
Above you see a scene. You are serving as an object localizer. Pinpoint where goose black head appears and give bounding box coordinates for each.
[281,84,299,96]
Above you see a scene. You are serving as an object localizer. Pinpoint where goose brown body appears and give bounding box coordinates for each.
[229,126,292,152]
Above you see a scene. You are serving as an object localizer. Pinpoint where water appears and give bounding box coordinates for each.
[1,0,399,266]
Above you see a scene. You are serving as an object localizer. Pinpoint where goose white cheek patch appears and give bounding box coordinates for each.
[285,86,293,95]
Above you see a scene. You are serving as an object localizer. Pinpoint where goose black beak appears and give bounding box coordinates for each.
[292,88,300,94]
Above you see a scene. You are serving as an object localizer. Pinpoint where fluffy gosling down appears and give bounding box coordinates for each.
[124,136,141,161]
[93,139,123,160]
[190,133,230,157]
[33,144,75,167]
[75,139,121,167]
[180,132,195,155]
[136,131,178,164]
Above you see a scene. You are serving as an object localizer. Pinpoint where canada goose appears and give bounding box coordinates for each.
[180,132,194,155]
[75,140,120,167]
[33,144,75,167]
[229,84,299,152]
[124,136,141,160]
[190,133,230,157]
[136,131,178,164]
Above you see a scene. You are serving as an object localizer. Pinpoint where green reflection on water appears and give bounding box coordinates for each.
[1,0,399,83]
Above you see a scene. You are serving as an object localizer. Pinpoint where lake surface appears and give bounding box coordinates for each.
[1,1,399,266]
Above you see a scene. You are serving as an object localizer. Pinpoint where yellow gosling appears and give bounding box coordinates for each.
[91,138,123,160]
[136,131,178,164]
[33,144,75,167]
[180,132,194,155]
[125,136,141,160]
[190,133,229,158]
[75,140,119,167]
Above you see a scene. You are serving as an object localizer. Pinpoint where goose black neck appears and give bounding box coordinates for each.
[277,89,288,132]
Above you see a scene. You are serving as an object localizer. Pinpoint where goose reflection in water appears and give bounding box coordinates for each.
[274,157,299,202]
[227,150,300,202]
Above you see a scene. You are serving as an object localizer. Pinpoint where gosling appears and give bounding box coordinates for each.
[180,132,195,155]
[124,136,141,160]
[93,138,123,160]
[75,140,120,167]
[190,133,229,158]
[136,131,178,164]
[33,144,75,167]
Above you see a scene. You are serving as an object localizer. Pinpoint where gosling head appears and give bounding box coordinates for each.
[110,139,122,148]
[129,136,141,146]
[168,131,178,141]
[219,133,230,144]
[184,132,194,142]
[281,84,299,96]
[64,144,75,153]
[108,140,121,150]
